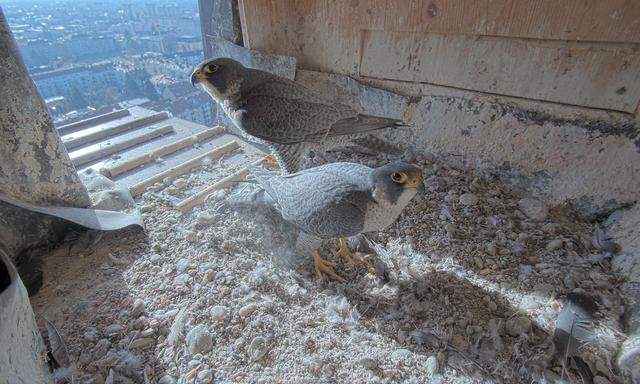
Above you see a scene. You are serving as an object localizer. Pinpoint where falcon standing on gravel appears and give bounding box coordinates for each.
[191,58,406,173]
[235,160,423,282]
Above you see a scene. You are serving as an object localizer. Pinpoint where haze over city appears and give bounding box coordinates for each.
[3,0,212,126]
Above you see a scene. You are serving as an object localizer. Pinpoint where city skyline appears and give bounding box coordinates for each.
[3,0,213,127]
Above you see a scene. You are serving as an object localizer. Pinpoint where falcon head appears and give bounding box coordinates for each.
[370,161,424,205]
[190,58,247,102]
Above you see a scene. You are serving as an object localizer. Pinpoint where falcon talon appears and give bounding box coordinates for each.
[236,160,422,284]
[333,238,356,268]
[312,251,345,283]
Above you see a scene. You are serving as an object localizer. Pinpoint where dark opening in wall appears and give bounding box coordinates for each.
[0,252,12,294]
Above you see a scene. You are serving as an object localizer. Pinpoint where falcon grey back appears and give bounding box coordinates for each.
[191,58,408,173]
[246,161,423,239]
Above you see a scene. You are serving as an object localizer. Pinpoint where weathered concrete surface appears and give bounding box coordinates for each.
[0,249,49,384]
[296,69,640,219]
[199,0,243,59]
[0,8,90,291]
[608,203,640,381]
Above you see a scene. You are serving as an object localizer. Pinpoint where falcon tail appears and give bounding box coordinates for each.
[246,163,279,201]
[225,184,275,208]
[328,114,408,137]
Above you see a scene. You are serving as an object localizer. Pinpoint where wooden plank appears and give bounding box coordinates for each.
[486,0,640,44]
[128,140,240,197]
[69,125,174,166]
[62,112,168,150]
[176,158,265,213]
[100,126,225,178]
[57,109,130,135]
[359,30,640,112]
[241,1,640,54]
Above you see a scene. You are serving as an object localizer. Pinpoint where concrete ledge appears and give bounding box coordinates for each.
[295,69,640,218]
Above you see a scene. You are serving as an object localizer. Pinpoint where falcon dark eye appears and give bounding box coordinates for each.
[391,172,408,183]
[204,64,218,75]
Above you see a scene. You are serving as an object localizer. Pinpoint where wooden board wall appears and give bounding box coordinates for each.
[238,0,640,113]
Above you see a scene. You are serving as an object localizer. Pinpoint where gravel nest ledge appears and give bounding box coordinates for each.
[31,152,627,384]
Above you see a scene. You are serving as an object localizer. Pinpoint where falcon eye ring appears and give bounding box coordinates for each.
[204,64,218,75]
[391,172,408,183]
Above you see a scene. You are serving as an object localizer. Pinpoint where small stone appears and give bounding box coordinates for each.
[359,357,378,370]
[203,269,215,283]
[84,328,98,342]
[518,198,548,220]
[186,324,213,354]
[248,336,269,361]
[239,303,258,318]
[173,274,191,286]
[546,239,563,252]
[93,339,111,359]
[391,348,412,362]
[505,316,532,337]
[563,274,576,289]
[139,204,153,213]
[196,213,215,226]
[158,375,176,384]
[130,337,155,350]
[210,305,229,322]
[79,348,93,365]
[165,186,180,195]
[131,299,145,318]
[425,355,439,377]
[176,259,190,273]
[173,179,188,189]
[459,193,479,206]
[444,223,456,237]
[473,257,484,269]
[105,324,124,335]
[196,369,214,384]
[149,253,162,264]
[486,242,498,256]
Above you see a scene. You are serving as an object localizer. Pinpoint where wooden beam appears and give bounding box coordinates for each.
[360,30,640,113]
[62,112,168,150]
[57,109,130,135]
[176,158,265,213]
[128,140,240,197]
[100,126,225,178]
[70,125,174,166]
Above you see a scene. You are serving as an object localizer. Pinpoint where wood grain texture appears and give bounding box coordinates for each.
[239,0,640,112]
[360,30,640,112]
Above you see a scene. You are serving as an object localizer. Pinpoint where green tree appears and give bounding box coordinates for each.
[123,72,143,99]
[67,85,88,109]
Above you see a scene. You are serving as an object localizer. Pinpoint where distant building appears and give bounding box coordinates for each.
[143,92,213,127]
[160,81,195,100]
[44,96,67,119]
[32,62,126,107]
[176,36,202,52]
[173,51,203,68]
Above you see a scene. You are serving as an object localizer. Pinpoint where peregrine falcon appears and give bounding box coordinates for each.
[237,160,423,282]
[191,58,406,173]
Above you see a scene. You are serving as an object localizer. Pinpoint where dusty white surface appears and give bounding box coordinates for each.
[30,151,628,384]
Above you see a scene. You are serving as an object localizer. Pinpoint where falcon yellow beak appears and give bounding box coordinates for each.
[190,68,205,87]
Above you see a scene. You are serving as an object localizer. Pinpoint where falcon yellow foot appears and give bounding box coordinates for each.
[333,238,357,268]
[312,251,345,283]
[257,152,279,168]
